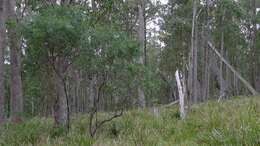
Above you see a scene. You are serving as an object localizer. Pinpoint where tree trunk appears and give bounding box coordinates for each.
[209,51,228,99]
[91,0,96,10]
[251,0,259,91]
[188,0,198,104]
[7,0,23,122]
[137,0,146,108]
[175,70,186,119]
[0,0,6,123]
[54,78,68,128]
[220,31,225,97]
[89,74,97,111]
[202,0,210,101]
[53,64,68,129]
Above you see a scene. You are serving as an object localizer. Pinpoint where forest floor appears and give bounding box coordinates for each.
[0,96,260,146]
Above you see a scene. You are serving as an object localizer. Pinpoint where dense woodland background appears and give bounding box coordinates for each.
[0,0,260,145]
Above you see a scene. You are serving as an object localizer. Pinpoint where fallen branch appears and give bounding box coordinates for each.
[163,100,179,108]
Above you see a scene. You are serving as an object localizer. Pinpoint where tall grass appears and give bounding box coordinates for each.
[0,96,260,146]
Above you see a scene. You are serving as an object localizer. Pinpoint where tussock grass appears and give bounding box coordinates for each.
[1,96,260,146]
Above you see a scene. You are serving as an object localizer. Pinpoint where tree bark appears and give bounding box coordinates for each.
[0,0,6,123]
[89,74,97,111]
[137,0,146,108]
[175,70,186,119]
[53,63,68,129]
[251,0,259,91]
[220,31,225,97]
[7,0,23,122]
[202,0,210,101]
[188,0,198,104]
[209,50,228,99]
[91,0,96,10]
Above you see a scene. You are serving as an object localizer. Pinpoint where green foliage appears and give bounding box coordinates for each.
[23,6,90,65]
[76,25,139,72]
[160,0,192,74]
[22,5,159,112]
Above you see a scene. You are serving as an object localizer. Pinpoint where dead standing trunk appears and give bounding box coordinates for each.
[175,70,186,119]
[7,0,23,122]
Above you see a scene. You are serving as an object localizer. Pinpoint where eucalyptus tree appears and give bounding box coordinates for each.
[23,6,91,128]
[137,0,146,108]
[250,0,259,91]
[0,0,6,123]
[160,0,193,103]
[6,0,24,122]
[188,0,199,103]
[160,0,252,102]
[23,1,141,127]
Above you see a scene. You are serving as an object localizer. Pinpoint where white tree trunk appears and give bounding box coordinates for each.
[175,70,185,119]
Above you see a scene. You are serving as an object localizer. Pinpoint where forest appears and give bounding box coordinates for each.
[0,0,260,145]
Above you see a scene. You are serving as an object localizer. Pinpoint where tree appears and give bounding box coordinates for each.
[23,6,89,129]
[137,0,146,108]
[0,0,6,123]
[7,0,24,122]
[188,0,199,104]
[250,0,259,91]
[23,4,140,130]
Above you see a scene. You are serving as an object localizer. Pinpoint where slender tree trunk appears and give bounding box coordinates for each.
[137,0,146,108]
[225,51,231,93]
[0,0,6,123]
[89,74,97,111]
[202,0,210,101]
[7,0,23,122]
[251,0,259,91]
[188,0,198,104]
[220,32,225,97]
